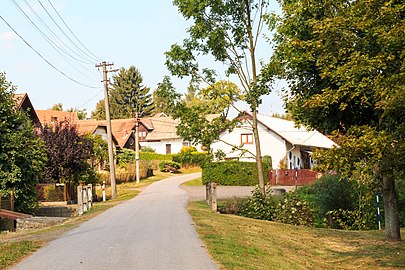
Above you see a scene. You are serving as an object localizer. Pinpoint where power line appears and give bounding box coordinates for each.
[76,89,103,109]
[23,0,97,67]
[19,0,99,83]
[45,0,102,62]
[9,0,94,65]
[0,15,99,89]
[37,0,100,63]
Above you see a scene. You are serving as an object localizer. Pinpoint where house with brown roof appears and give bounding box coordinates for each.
[78,114,193,154]
[76,120,119,148]
[36,110,79,127]
[13,93,41,131]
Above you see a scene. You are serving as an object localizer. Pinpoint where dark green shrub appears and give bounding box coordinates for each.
[262,155,272,171]
[295,174,378,229]
[273,191,314,226]
[173,151,211,167]
[202,161,266,186]
[237,187,277,220]
[159,161,181,173]
[141,146,156,152]
[117,149,136,166]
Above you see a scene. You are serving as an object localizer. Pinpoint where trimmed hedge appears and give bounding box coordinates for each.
[172,151,211,167]
[139,152,173,161]
[202,161,266,186]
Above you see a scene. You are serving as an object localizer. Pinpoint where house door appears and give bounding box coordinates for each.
[166,144,171,154]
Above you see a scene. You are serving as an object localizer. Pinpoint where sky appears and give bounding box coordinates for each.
[0,1,286,117]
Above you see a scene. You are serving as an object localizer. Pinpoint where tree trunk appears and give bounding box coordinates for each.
[382,173,401,241]
[252,110,265,196]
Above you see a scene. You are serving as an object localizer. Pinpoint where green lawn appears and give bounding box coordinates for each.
[182,177,203,186]
[188,201,405,270]
[0,241,42,270]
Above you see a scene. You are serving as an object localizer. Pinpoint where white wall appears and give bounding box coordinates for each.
[210,122,288,169]
[140,138,184,155]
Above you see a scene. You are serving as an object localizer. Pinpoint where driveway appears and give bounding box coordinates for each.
[12,173,218,270]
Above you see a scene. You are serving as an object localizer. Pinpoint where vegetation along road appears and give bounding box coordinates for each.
[12,172,217,270]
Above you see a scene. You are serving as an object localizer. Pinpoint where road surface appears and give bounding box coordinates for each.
[13,173,218,270]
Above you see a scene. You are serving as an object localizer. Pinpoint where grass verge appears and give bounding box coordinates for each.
[0,241,42,270]
[188,201,405,270]
[182,177,203,186]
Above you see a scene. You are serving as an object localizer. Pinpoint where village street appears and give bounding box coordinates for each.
[12,173,218,270]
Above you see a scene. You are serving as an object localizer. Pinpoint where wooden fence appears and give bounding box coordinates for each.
[269,169,320,186]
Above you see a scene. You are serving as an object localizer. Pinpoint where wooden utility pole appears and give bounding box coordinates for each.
[135,112,140,184]
[96,61,117,199]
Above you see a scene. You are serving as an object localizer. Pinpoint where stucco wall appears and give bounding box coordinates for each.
[210,122,287,169]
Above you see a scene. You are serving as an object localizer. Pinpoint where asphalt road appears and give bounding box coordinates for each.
[13,173,218,270]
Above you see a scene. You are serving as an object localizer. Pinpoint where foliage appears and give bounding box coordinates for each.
[0,73,47,212]
[117,149,136,167]
[140,152,173,161]
[43,185,64,202]
[85,134,108,170]
[92,66,154,119]
[66,107,87,120]
[296,174,378,229]
[48,103,63,111]
[166,0,275,195]
[262,155,272,172]
[272,0,405,240]
[115,160,153,183]
[172,146,211,167]
[40,121,94,185]
[152,76,181,115]
[202,161,265,186]
[158,161,181,173]
[140,145,155,153]
[273,191,314,227]
[237,186,276,220]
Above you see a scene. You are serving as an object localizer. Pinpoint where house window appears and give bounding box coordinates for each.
[139,131,147,138]
[241,133,253,144]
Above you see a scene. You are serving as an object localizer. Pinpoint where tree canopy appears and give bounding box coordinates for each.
[91,66,154,120]
[272,0,404,240]
[40,121,94,185]
[166,0,273,195]
[0,72,47,212]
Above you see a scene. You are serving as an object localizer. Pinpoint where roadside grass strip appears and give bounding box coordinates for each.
[188,201,405,270]
[0,241,43,270]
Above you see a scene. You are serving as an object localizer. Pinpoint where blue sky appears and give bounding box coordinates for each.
[0,1,285,116]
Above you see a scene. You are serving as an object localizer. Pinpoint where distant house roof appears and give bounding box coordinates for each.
[110,118,137,147]
[13,93,41,128]
[243,111,336,149]
[36,110,79,127]
[76,119,119,147]
[142,116,179,141]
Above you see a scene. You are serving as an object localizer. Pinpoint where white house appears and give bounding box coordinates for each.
[210,112,336,169]
[139,115,193,154]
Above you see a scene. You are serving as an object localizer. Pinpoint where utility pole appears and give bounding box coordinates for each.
[135,111,140,184]
[96,61,117,199]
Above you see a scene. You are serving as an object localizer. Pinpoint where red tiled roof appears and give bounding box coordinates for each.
[36,110,79,126]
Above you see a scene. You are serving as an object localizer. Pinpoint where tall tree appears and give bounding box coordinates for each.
[272,0,404,240]
[152,76,181,115]
[40,121,94,185]
[0,72,47,213]
[48,103,63,111]
[91,66,154,119]
[166,0,272,196]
